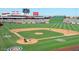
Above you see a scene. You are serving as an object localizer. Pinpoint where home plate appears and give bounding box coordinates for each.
[55,39,66,42]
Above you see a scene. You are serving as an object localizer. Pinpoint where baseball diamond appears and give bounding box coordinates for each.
[0,8,79,51]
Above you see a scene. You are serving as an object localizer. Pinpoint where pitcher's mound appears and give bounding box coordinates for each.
[17,38,38,44]
[35,32,43,35]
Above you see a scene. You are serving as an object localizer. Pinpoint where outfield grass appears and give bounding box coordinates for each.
[0,17,79,51]
[20,35,79,51]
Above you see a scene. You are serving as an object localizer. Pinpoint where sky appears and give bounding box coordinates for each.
[0,8,79,16]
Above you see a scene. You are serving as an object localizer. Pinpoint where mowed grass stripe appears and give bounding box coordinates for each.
[56,22,62,29]
[54,22,60,28]
[69,24,76,31]
[54,22,61,28]
[66,24,71,30]
[58,23,63,29]
[69,24,75,30]
[51,23,58,28]
[74,24,79,31]
[50,23,57,28]
[49,23,57,28]
[63,23,67,29]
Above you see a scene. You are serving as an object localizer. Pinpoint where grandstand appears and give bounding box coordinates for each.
[63,16,79,24]
[0,15,51,24]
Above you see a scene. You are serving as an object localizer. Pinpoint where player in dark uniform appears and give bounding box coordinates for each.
[24,38,27,42]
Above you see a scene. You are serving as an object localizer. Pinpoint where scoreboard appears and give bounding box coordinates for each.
[33,12,39,16]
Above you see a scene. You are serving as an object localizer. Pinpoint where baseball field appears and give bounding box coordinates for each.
[0,16,79,51]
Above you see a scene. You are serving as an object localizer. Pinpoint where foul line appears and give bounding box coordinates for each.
[38,35,65,40]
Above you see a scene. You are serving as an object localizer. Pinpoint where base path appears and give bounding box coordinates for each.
[10,28,79,44]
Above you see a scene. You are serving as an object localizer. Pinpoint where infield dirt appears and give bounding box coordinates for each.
[10,28,79,44]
